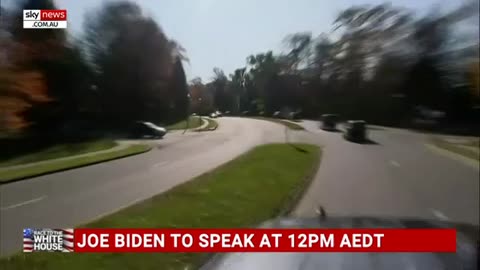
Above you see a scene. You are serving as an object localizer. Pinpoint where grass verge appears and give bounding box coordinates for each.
[196,118,219,132]
[167,116,203,130]
[252,117,305,130]
[0,140,117,167]
[431,137,479,161]
[0,143,320,270]
[0,144,151,183]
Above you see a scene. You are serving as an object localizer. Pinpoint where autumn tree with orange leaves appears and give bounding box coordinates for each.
[6,0,93,136]
[0,10,49,133]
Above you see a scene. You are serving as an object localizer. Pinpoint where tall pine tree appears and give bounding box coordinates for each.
[168,57,189,123]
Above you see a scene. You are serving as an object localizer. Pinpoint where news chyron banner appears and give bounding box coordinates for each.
[23,10,67,29]
[23,228,457,253]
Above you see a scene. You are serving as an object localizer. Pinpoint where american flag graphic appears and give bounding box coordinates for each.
[23,228,74,252]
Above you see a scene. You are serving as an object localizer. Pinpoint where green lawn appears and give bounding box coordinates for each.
[253,117,305,130]
[167,116,203,130]
[0,144,151,183]
[465,139,480,148]
[431,137,480,161]
[0,143,321,270]
[0,140,117,167]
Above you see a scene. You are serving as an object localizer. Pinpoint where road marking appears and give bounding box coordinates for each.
[431,209,449,221]
[1,195,46,211]
[389,160,400,167]
[152,161,168,168]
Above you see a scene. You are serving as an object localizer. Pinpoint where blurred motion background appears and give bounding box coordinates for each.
[0,0,479,155]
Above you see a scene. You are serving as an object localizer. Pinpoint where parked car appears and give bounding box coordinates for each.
[210,112,218,118]
[273,111,282,118]
[215,110,223,117]
[344,120,367,142]
[130,121,166,139]
[321,114,339,131]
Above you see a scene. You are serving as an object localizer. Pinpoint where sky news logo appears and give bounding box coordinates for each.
[23,10,67,29]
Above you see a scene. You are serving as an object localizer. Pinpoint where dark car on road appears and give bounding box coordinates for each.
[130,121,166,139]
[344,120,367,142]
[321,114,339,131]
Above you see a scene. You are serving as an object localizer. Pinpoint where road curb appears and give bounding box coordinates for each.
[209,124,219,131]
[249,117,306,131]
[282,145,322,217]
[195,118,219,132]
[189,118,209,131]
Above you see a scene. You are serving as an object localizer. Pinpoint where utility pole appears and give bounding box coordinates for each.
[183,94,191,134]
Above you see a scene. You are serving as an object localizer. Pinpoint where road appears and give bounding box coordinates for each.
[293,120,479,226]
[0,117,478,256]
[0,118,287,256]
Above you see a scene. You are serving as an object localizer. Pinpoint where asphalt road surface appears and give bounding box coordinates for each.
[293,120,479,226]
[0,118,478,256]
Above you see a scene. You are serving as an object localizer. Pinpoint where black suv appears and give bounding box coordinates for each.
[321,114,339,131]
[344,120,367,142]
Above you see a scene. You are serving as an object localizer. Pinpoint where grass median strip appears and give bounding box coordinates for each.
[252,117,305,130]
[0,144,152,183]
[431,137,479,161]
[0,140,117,167]
[0,143,320,270]
[167,116,203,130]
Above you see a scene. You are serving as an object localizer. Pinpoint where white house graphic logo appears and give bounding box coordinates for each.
[23,10,67,29]
[23,228,74,252]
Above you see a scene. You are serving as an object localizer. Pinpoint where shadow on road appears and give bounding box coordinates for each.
[345,139,381,145]
[363,139,380,145]
[288,143,310,153]
[128,136,165,140]
[321,128,342,133]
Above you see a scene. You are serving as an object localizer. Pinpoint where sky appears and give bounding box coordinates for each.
[4,0,464,81]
